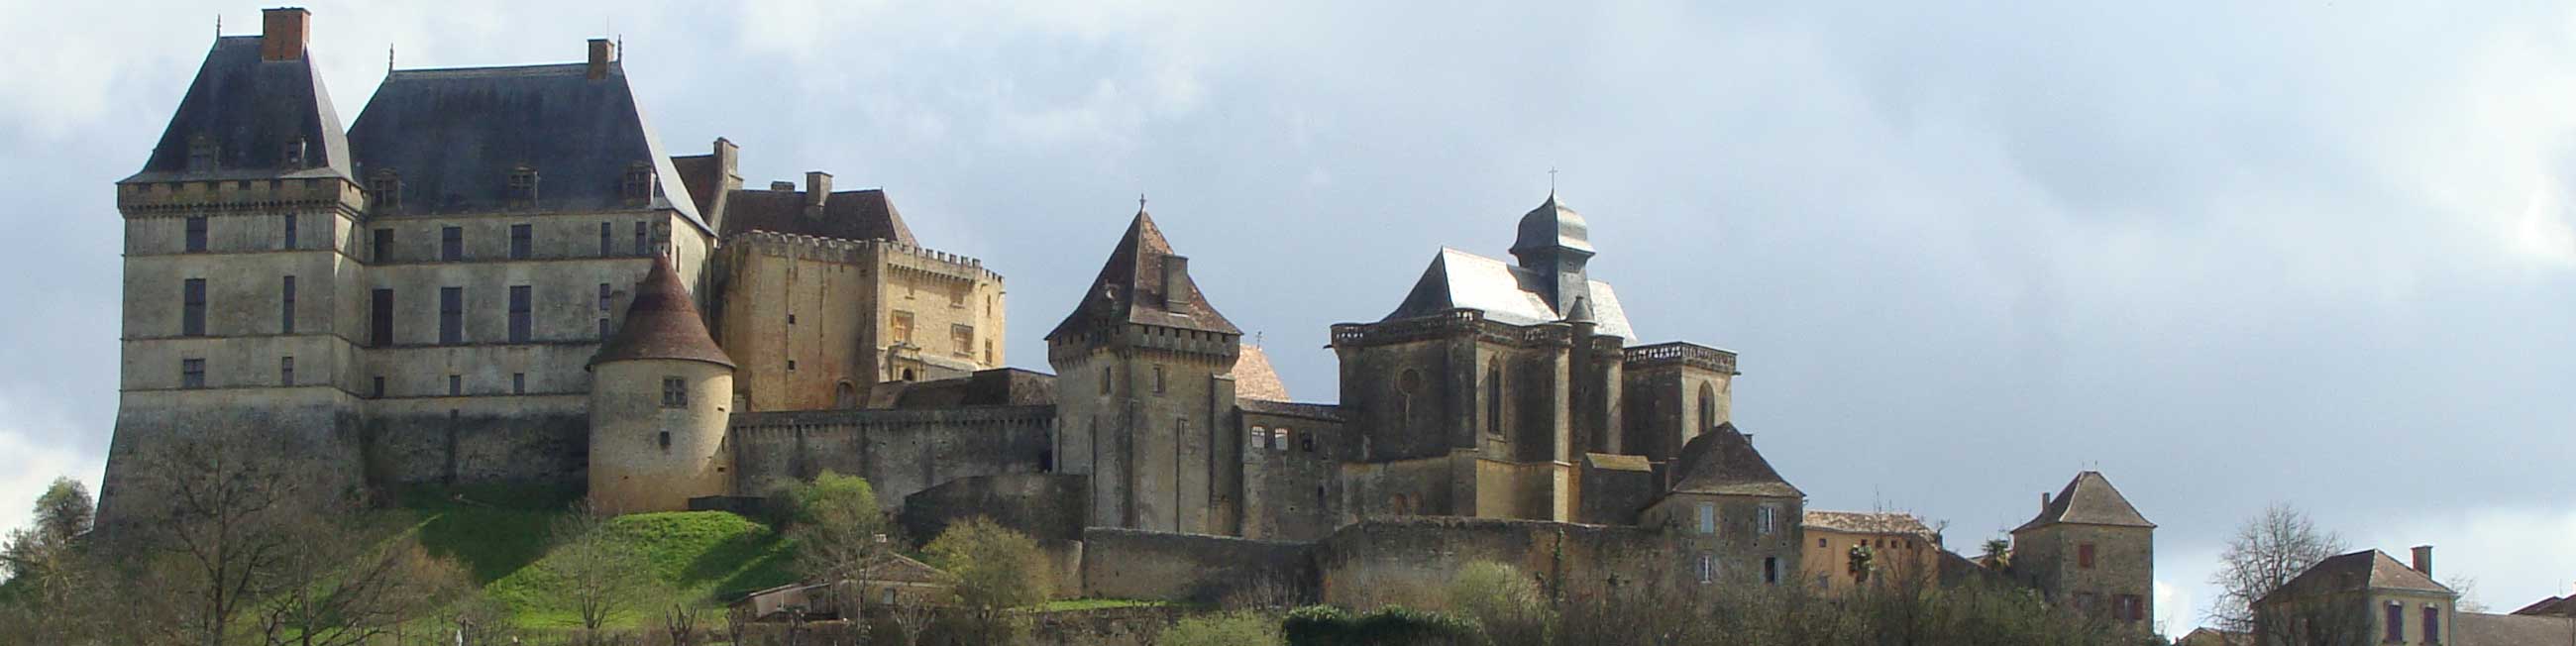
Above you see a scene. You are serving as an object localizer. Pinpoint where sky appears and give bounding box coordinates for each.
[3,0,2574,633]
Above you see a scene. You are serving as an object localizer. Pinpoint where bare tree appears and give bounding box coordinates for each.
[2209,503,2347,634]
[252,519,471,646]
[551,502,652,642]
[115,425,322,646]
[880,592,940,646]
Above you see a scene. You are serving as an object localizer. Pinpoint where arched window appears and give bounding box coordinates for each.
[1485,362,1504,436]
[834,381,858,409]
[1697,382,1719,433]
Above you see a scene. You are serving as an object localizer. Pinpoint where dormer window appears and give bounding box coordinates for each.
[507,165,540,207]
[186,135,218,172]
[280,138,307,169]
[368,170,401,213]
[621,162,656,205]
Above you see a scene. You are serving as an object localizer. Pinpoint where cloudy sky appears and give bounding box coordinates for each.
[6,0,2575,632]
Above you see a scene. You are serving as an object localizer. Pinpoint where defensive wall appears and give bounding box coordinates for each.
[728,404,1053,507]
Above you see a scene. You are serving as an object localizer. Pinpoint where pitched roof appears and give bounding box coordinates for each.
[1382,248,1637,342]
[127,37,351,182]
[590,255,733,369]
[1584,453,1654,473]
[1046,210,1240,340]
[2262,550,2452,604]
[1234,345,1291,401]
[2014,471,2154,532]
[1664,424,1802,498]
[668,153,728,225]
[2518,595,2576,617]
[2459,612,2576,646]
[717,186,915,245]
[348,61,703,228]
[1802,510,1936,537]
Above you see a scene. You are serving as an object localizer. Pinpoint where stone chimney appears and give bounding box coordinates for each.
[805,171,832,208]
[260,7,311,61]
[2040,492,2052,513]
[587,38,615,80]
[2411,545,2433,578]
[770,181,795,191]
[1163,255,1192,309]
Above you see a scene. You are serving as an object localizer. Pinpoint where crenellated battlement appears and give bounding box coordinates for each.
[1622,341,1739,375]
[723,229,1004,283]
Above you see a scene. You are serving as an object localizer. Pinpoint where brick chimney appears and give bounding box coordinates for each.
[2411,545,2433,579]
[1162,255,1192,309]
[587,38,615,80]
[260,7,310,61]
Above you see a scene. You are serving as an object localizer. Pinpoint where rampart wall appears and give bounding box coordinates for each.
[728,405,1053,507]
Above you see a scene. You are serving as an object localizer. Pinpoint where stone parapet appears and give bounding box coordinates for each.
[1623,341,1739,375]
[722,230,1003,283]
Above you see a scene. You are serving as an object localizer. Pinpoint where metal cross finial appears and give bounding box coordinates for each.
[1549,166,1558,196]
[1138,193,1147,213]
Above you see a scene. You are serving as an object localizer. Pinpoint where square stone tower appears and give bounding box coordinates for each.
[2012,471,2157,627]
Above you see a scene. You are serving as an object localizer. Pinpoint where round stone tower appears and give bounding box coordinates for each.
[588,255,737,514]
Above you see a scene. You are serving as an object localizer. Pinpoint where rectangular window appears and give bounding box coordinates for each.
[662,377,687,408]
[512,373,525,394]
[185,216,208,253]
[373,228,393,262]
[952,325,974,357]
[448,375,461,396]
[371,288,394,347]
[507,285,532,343]
[632,221,649,256]
[598,317,611,339]
[1153,365,1166,393]
[181,359,205,388]
[2116,594,2143,623]
[1764,557,1779,585]
[2387,602,2404,643]
[181,278,207,336]
[1247,426,1268,457]
[2424,604,2439,644]
[278,356,294,385]
[891,311,914,345]
[949,283,967,308]
[598,222,614,256]
[2079,543,2096,569]
[1696,552,1715,585]
[598,283,613,311]
[1759,505,1777,535]
[279,275,296,334]
[372,377,384,398]
[441,226,463,262]
[508,224,531,260]
[281,215,297,249]
[439,286,464,345]
[1696,502,1716,535]
[1100,367,1112,394]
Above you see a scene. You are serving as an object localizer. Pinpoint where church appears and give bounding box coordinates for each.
[100,7,2152,620]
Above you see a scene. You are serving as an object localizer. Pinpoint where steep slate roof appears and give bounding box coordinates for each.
[127,37,351,182]
[1382,248,1637,342]
[1803,510,1936,538]
[1234,345,1291,401]
[1046,210,1240,340]
[2261,550,2452,605]
[668,153,728,224]
[2014,471,2155,532]
[590,255,733,369]
[718,186,915,245]
[1664,424,1802,498]
[348,61,703,229]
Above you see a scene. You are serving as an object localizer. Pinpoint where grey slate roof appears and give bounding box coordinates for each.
[127,37,351,183]
[347,61,703,229]
[1383,248,1637,342]
[1512,193,1596,257]
[1046,210,1240,340]
[1664,424,1803,498]
[2014,471,2155,532]
[2520,596,2576,617]
[2260,550,2452,605]
[719,187,915,245]
[2458,612,2576,646]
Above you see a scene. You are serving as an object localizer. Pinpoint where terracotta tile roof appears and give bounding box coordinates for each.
[590,255,734,369]
[718,186,914,245]
[669,153,726,224]
[1046,210,1240,340]
[1664,424,1802,498]
[1802,510,1935,537]
[1234,345,1290,401]
[2261,550,2452,605]
[2014,471,2154,532]
[128,37,353,183]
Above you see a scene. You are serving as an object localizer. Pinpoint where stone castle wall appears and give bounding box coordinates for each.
[1078,527,1315,603]
[727,405,1053,507]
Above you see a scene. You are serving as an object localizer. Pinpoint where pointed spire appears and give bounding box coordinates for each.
[1564,295,1595,324]
[1046,208,1239,342]
[590,255,733,369]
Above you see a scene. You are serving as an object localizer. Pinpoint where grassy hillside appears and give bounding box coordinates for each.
[398,485,799,628]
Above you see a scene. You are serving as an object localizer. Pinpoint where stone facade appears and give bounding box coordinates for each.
[2012,471,2157,626]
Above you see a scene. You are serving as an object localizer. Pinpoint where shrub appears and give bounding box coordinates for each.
[1283,604,1479,646]
[1158,610,1282,646]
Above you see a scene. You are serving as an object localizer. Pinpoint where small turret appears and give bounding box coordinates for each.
[1509,193,1597,316]
[588,256,736,514]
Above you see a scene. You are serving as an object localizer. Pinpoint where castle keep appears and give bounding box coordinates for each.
[102,7,2153,621]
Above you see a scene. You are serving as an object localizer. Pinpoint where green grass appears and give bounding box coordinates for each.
[394,484,800,629]
[1032,598,1170,611]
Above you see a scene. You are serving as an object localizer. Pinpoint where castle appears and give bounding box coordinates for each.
[101,7,2155,624]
